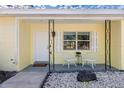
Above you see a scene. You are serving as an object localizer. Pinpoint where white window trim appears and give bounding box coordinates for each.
[55,31,97,53]
[63,31,91,51]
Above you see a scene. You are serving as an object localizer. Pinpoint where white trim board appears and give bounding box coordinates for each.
[1,9,124,15]
[15,16,124,20]
[0,9,124,20]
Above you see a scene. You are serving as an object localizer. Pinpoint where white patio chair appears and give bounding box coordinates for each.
[62,55,77,69]
[82,53,96,69]
[81,53,88,67]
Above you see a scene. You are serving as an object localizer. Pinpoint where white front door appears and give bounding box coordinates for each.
[34,31,48,62]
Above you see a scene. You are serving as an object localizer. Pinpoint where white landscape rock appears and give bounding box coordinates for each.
[43,71,124,88]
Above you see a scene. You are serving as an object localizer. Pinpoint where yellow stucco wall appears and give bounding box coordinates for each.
[0,17,18,71]
[111,21,122,69]
[18,20,31,70]
[19,20,124,70]
[121,20,124,70]
[30,23,105,64]
[0,17,124,71]
[111,20,124,70]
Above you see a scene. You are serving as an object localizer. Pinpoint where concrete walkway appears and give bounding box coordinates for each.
[1,66,48,88]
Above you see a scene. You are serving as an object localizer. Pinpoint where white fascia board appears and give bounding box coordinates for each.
[0,9,124,15]
[16,16,124,20]
[1,9,124,20]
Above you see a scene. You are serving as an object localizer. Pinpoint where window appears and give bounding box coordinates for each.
[77,32,90,50]
[63,32,90,50]
[63,32,76,50]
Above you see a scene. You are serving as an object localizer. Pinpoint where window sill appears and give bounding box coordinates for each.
[62,50,92,53]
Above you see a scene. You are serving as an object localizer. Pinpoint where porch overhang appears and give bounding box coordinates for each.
[0,9,124,20]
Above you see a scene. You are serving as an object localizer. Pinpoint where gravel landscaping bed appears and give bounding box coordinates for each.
[43,71,124,88]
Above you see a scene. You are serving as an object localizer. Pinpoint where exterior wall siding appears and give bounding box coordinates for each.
[30,23,105,65]
[0,17,18,71]
[0,17,124,71]
[111,21,122,69]
[18,20,31,70]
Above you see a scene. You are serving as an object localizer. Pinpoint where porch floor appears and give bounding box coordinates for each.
[1,66,48,88]
[0,64,118,88]
[50,64,118,72]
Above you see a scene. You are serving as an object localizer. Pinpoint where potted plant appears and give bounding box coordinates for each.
[75,51,82,64]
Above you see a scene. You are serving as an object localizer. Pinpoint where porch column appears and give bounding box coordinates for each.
[48,20,51,72]
[105,20,111,70]
[48,19,55,71]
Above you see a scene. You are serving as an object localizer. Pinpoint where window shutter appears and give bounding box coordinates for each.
[55,32,63,52]
[91,32,97,52]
